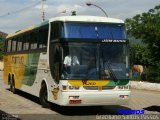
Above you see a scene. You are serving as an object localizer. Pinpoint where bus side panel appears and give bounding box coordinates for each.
[20,52,50,97]
[3,55,12,85]
[3,54,28,89]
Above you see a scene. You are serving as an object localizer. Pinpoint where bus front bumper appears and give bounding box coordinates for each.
[60,90,131,106]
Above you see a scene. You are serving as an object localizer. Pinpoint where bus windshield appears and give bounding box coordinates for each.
[63,23,126,39]
[61,43,129,80]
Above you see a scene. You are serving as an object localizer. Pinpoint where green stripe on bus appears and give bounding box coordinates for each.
[22,53,40,86]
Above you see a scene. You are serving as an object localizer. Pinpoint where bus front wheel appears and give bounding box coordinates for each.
[39,84,50,108]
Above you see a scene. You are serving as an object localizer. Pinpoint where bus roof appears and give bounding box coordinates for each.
[6,16,124,39]
[49,16,124,23]
[6,20,49,39]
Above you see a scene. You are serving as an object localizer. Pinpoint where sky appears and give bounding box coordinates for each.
[0,0,160,33]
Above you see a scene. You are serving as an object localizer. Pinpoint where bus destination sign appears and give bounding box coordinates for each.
[102,39,126,43]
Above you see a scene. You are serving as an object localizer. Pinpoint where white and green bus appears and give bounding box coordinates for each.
[4,16,130,107]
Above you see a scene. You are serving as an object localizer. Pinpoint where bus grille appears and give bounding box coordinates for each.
[83,86,115,90]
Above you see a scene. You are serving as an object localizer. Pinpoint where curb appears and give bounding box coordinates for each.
[131,81,160,92]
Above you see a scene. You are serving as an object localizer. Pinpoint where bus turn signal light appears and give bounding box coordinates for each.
[62,85,67,90]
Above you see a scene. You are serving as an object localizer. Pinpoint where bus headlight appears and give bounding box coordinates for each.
[118,86,124,89]
[118,85,130,90]
[69,86,80,90]
[69,96,79,99]
[123,85,130,89]
[62,85,80,90]
[119,95,129,99]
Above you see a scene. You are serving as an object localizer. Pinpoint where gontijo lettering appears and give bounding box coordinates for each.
[12,56,24,64]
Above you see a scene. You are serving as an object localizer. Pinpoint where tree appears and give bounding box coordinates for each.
[129,44,151,66]
[125,4,160,82]
[125,5,160,65]
[0,37,4,60]
[0,31,7,60]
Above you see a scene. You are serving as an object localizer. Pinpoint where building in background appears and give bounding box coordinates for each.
[0,31,7,70]
[0,31,7,39]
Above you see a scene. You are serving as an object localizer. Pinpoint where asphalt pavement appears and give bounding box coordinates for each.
[0,71,160,120]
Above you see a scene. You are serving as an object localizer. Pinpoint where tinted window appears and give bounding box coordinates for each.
[38,26,48,48]
[64,23,126,39]
[7,40,12,52]
[17,37,23,51]
[50,22,60,40]
[11,38,17,52]
[23,35,29,51]
[30,32,38,49]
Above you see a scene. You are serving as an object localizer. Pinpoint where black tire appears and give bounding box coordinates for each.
[10,78,16,94]
[39,84,50,108]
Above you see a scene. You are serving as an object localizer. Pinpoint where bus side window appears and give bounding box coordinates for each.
[12,38,17,52]
[7,39,12,53]
[23,35,29,51]
[38,30,43,48]
[4,40,7,53]
[53,46,60,83]
[30,32,38,49]
[50,22,60,40]
[38,26,48,48]
[49,44,62,83]
[43,27,48,48]
[17,37,23,51]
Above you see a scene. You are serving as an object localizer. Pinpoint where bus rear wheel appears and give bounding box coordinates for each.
[39,84,50,108]
[10,77,16,94]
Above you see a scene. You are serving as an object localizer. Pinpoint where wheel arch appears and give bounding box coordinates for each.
[40,79,49,96]
[41,79,48,88]
[39,78,50,108]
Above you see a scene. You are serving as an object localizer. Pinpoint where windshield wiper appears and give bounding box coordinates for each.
[86,56,98,80]
[105,26,118,83]
[101,50,118,83]
[105,61,118,82]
